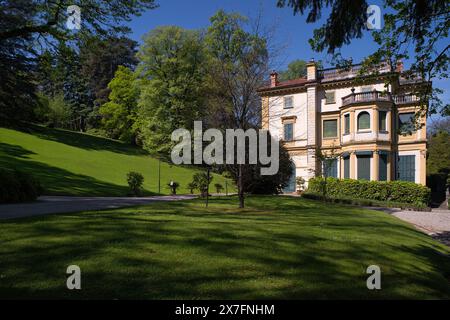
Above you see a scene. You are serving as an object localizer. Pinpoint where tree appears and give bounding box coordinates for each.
[277,0,450,117]
[205,10,270,208]
[79,35,139,107]
[191,172,213,197]
[427,130,450,205]
[0,0,156,123]
[187,182,196,194]
[0,1,157,43]
[279,59,307,81]
[136,26,208,156]
[312,145,341,201]
[99,66,139,143]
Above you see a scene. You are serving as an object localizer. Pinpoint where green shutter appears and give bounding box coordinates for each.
[379,154,387,181]
[357,155,371,180]
[344,157,350,178]
[323,120,337,138]
[398,155,415,182]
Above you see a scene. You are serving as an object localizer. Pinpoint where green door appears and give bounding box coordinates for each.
[357,155,371,180]
[398,155,415,182]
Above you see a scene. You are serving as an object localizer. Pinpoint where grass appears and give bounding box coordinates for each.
[0,196,449,299]
[0,124,234,196]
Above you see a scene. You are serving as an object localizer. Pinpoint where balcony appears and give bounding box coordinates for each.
[393,93,420,105]
[342,90,392,107]
[318,62,391,81]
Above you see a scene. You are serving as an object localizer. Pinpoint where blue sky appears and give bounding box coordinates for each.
[126,0,448,114]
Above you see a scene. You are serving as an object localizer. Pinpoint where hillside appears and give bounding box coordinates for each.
[0,125,234,196]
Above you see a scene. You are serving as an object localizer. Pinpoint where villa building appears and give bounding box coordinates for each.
[258,60,427,192]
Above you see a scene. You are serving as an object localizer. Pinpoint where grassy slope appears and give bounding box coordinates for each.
[0,196,449,299]
[0,125,234,196]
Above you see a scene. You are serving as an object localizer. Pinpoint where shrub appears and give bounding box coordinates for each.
[167,181,180,195]
[187,182,196,194]
[307,177,431,206]
[214,183,223,193]
[0,169,42,203]
[126,171,144,196]
[191,172,213,197]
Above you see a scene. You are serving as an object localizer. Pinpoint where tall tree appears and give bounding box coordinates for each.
[136,26,208,156]
[205,10,270,208]
[0,0,156,123]
[277,0,450,117]
[279,59,307,81]
[99,66,139,143]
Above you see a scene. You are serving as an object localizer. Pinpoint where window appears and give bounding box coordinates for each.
[284,123,293,141]
[357,111,370,130]
[343,156,350,179]
[379,111,387,131]
[284,96,293,109]
[325,91,335,104]
[357,155,371,180]
[324,159,338,178]
[398,112,415,134]
[323,119,337,138]
[344,114,350,134]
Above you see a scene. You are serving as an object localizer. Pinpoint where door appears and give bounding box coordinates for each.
[283,164,296,193]
[398,155,415,182]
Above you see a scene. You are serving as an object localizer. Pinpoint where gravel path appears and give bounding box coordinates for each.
[0,195,196,220]
[390,209,450,247]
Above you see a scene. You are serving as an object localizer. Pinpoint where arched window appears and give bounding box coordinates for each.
[357,112,370,130]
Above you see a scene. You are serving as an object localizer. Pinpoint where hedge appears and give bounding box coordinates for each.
[0,169,42,203]
[307,177,431,206]
[302,192,430,211]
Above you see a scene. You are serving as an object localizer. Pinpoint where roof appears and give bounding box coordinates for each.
[257,77,308,92]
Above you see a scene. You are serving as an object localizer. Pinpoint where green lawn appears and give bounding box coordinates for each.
[0,125,233,196]
[1,196,449,299]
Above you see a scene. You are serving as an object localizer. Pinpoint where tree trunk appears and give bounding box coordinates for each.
[238,164,244,208]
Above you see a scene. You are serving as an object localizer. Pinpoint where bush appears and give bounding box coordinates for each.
[307,177,431,206]
[191,172,213,197]
[127,171,144,196]
[302,192,430,211]
[0,169,42,203]
[214,183,223,193]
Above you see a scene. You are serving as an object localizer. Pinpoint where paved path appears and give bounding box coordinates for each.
[367,207,450,247]
[0,195,196,220]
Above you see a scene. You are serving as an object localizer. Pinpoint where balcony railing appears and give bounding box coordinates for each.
[342,90,392,106]
[393,93,420,105]
[318,62,391,81]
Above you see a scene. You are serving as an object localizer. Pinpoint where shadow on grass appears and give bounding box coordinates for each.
[0,142,153,196]
[0,197,449,299]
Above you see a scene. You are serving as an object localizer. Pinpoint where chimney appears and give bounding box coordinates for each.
[306,59,317,81]
[395,60,403,73]
[270,70,278,87]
